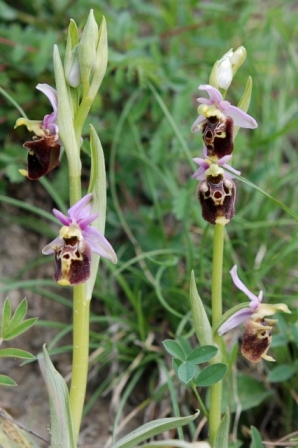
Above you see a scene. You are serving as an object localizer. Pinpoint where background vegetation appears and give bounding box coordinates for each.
[0,0,297,446]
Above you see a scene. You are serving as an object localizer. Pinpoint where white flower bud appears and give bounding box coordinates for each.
[217,48,234,89]
[230,46,247,75]
[65,46,81,88]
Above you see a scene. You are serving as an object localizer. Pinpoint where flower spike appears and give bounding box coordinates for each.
[42,194,117,286]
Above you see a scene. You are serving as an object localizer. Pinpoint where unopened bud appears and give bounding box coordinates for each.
[65,46,81,88]
[217,50,233,90]
[209,47,247,90]
[230,46,247,76]
[78,10,98,87]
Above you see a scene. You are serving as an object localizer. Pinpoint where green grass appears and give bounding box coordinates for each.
[1,0,298,445]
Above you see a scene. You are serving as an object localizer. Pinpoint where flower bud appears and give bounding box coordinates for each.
[230,46,247,76]
[209,47,247,90]
[65,46,81,88]
[78,10,98,87]
[217,50,233,90]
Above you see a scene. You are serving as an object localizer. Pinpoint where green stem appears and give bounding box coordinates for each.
[69,283,90,445]
[209,223,225,445]
[68,174,85,446]
[69,175,82,206]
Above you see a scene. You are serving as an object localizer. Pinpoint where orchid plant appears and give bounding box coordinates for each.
[163,47,291,447]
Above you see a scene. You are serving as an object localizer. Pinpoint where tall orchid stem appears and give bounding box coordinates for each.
[69,283,90,444]
[209,223,225,445]
[68,180,87,445]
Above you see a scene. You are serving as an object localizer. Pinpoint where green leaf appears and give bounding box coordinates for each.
[186,345,218,364]
[267,364,294,383]
[195,363,227,387]
[162,340,185,361]
[172,358,182,378]
[1,298,11,337]
[3,318,37,340]
[177,362,196,384]
[225,169,298,222]
[250,426,263,448]
[9,298,28,329]
[38,345,75,448]
[138,441,201,447]
[53,45,81,177]
[0,375,17,386]
[86,125,108,300]
[234,76,252,139]
[111,410,200,448]
[0,348,35,359]
[175,336,192,357]
[221,374,273,412]
[213,408,230,448]
[189,271,213,346]
[89,16,108,99]
[64,18,79,72]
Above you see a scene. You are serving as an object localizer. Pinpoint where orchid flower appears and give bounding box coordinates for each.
[191,84,258,133]
[218,265,291,362]
[192,146,241,181]
[15,84,60,180]
[42,194,117,286]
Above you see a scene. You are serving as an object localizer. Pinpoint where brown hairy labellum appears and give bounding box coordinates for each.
[198,175,236,225]
[23,134,60,180]
[202,116,234,158]
[54,238,91,286]
[241,317,277,362]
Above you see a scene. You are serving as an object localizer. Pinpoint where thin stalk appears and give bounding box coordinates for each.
[191,383,209,418]
[209,223,225,445]
[68,173,86,445]
[69,283,90,445]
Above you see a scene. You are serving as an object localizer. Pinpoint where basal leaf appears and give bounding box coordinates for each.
[195,363,227,387]
[0,348,35,359]
[186,345,218,364]
[162,340,185,361]
[111,410,200,448]
[0,375,17,386]
[177,362,196,384]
